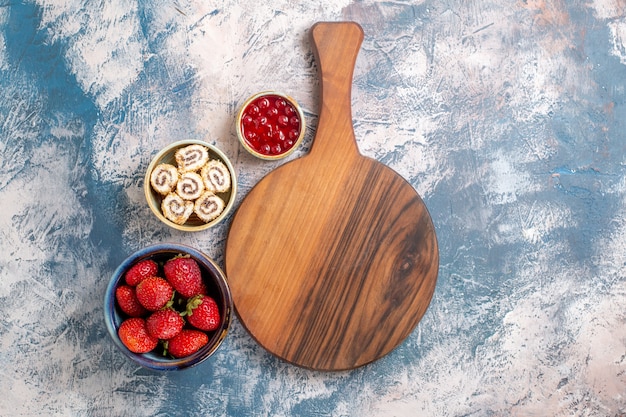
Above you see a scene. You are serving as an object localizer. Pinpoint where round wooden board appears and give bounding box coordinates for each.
[225,22,439,371]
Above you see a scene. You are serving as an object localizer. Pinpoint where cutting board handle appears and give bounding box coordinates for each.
[310,22,364,159]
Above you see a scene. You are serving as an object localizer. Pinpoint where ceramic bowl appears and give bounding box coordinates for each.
[104,243,232,371]
[144,139,237,232]
[236,91,305,160]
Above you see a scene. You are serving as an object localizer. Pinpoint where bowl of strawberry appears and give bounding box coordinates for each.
[104,243,232,370]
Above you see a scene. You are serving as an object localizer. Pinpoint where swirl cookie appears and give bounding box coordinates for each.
[175,144,209,172]
[176,172,204,200]
[201,160,231,193]
[150,163,179,195]
[161,193,194,225]
[194,191,225,223]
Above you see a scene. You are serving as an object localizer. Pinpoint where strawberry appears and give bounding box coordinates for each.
[163,255,207,298]
[146,309,184,340]
[185,295,221,331]
[165,329,209,358]
[118,318,158,353]
[115,285,148,317]
[135,276,174,311]
[125,259,158,286]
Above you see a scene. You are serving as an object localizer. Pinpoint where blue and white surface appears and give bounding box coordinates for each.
[1,0,625,415]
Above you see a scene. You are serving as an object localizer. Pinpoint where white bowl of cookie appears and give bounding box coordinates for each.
[144,139,237,232]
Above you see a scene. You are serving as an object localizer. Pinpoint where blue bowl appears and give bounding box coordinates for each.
[104,243,232,370]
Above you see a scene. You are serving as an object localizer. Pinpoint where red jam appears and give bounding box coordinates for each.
[240,94,302,157]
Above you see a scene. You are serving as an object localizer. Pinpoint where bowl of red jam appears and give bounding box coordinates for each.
[236,91,305,160]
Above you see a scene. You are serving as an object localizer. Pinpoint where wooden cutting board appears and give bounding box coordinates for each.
[225,22,439,371]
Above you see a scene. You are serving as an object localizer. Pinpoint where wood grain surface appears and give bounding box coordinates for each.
[225,22,439,371]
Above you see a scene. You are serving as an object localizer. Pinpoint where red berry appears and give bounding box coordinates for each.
[136,276,174,311]
[185,295,221,331]
[166,329,209,358]
[258,97,270,109]
[163,256,206,298]
[115,285,148,317]
[118,318,158,353]
[272,130,285,142]
[259,143,271,154]
[125,259,158,286]
[146,309,184,340]
[277,115,289,126]
[245,130,257,141]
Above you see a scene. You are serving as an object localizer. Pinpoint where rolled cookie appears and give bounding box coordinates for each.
[175,144,209,172]
[161,193,194,225]
[194,191,225,223]
[150,163,179,195]
[176,172,205,200]
[200,160,231,193]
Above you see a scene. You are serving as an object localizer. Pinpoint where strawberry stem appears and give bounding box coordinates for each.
[170,253,191,261]
[163,290,177,310]
[182,294,204,317]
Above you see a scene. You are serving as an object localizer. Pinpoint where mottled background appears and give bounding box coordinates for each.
[1,0,625,415]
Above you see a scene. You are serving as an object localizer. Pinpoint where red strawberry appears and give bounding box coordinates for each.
[125,259,158,286]
[115,285,148,317]
[146,309,184,340]
[118,318,158,353]
[163,255,207,298]
[135,276,174,311]
[185,295,221,331]
[165,329,209,358]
